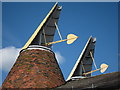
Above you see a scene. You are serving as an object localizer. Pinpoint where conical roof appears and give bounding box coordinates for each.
[2,49,65,88]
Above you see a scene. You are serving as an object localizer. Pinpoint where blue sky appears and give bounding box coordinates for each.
[1,2,118,86]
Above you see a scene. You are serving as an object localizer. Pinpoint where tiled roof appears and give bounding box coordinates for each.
[2,49,65,88]
[57,71,120,89]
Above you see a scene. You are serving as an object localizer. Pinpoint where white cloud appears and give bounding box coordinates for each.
[55,51,65,64]
[0,46,65,72]
[0,46,21,72]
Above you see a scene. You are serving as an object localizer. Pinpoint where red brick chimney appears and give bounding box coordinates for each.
[2,47,65,88]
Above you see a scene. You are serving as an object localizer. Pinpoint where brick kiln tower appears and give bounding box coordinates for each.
[2,3,65,88]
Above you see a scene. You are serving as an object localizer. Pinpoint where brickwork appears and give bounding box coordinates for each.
[2,49,65,88]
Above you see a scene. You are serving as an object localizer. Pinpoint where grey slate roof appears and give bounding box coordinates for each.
[56,71,120,89]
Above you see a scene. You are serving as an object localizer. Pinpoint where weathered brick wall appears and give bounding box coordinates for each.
[2,49,65,88]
